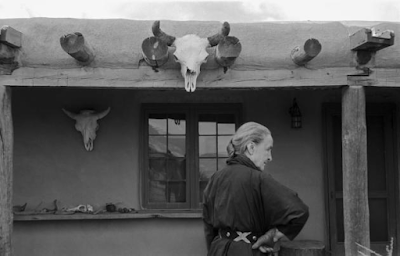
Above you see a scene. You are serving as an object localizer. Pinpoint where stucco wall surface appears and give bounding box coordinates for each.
[1,18,399,70]
[11,87,335,255]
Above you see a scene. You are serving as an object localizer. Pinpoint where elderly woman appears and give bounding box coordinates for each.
[202,122,309,256]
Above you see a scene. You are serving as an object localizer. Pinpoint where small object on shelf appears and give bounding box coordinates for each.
[13,202,27,212]
[40,199,58,213]
[63,204,93,213]
[118,207,136,213]
[106,203,117,212]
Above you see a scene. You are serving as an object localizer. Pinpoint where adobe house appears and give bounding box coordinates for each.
[0,18,399,256]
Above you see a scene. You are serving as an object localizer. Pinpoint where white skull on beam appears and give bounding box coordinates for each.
[152,21,230,92]
[62,107,110,151]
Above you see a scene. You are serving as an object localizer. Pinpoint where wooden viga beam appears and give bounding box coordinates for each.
[0,26,22,73]
[215,36,242,73]
[291,38,322,66]
[60,32,95,64]
[141,36,169,71]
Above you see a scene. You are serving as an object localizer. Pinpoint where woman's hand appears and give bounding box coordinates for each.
[252,228,285,253]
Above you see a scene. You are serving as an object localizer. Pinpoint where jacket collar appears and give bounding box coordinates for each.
[226,154,261,171]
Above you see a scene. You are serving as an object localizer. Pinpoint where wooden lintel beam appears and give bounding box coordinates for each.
[0,85,13,256]
[60,32,95,64]
[0,67,354,88]
[342,85,370,256]
[347,68,400,87]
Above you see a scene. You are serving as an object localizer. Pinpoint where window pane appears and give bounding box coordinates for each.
[168,114,186,135]
[199,180,208,202]
[149,136,167,156]
[168,136,186,157]
[336,198,344,242]
[149,158,166,180]
[149,114,167,135]
[332,115,343,192]
[199,159,217,181]
[144,104,240,209]
[370,199,388,241]
[199,114,216,135]
[218,114,236,134]
[167,181,186,202]
[367,116,387,191]
[149,181,167,202]
[218,135,231,157]
[167,158,186,180]
[199,136,216,157]
[218,158,228,171]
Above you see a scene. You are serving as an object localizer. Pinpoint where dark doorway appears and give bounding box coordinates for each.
[324,103,398,255]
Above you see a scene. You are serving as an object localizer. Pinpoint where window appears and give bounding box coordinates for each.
[142,104,241,210]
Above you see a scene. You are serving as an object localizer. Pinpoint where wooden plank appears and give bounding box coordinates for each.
[280,240,325,256]
[341,85,370,256]
[0,86,13,256]
[347,69,400,87]
[1,66,399,89]
[0,67,354,88]
[0,26,22,48]
[13,211,202,221]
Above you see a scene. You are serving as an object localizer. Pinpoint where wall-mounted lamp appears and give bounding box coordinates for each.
[289,98,302,129]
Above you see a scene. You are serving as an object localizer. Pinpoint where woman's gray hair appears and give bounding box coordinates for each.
[227,122,271,157]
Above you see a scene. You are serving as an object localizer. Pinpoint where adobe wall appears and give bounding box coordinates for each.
[1,18,399,71]
[12,87,336,255]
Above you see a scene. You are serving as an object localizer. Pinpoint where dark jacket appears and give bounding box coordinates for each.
[202,154,309,256]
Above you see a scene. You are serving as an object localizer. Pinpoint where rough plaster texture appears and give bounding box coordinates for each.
[12,87,335,256]
[3,18,400,255]
[0,18,399,70]
[11,86,400,255]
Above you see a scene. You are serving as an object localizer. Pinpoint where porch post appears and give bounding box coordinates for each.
[341,85,370,256]
[0,86,13,256]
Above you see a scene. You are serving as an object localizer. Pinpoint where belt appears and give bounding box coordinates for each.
[219,229,261,244]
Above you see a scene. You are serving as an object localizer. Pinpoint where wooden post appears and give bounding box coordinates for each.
[0,86,13,256]
[342,85,370,256]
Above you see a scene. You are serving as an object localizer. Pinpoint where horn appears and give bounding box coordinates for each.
[207,21,230,47]
[95,107,110,120]
[62,108,78,120]
[152,21,176,46]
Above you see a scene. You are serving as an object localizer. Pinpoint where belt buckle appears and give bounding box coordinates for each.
[233,231,252,244]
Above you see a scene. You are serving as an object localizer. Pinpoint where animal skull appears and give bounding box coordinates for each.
[62,107,110,151]
[152,21,231,92]
[64,204,93,213]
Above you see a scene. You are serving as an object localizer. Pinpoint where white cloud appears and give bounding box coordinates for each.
[0,0,399,21]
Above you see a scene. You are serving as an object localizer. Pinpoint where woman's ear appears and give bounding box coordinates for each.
[246,142,255,155]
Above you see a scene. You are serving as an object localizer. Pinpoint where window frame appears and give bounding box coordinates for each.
[141,103,242,210]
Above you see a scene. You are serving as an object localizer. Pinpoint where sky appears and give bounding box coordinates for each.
[0,0,399,22]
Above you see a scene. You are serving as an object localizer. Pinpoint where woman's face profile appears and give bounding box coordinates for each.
[247,134,273,171]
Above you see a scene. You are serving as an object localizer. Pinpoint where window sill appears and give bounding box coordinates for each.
[13,210,202,221]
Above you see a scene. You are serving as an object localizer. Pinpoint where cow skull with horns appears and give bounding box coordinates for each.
[151,21,239,92]
[62,107,110,151]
